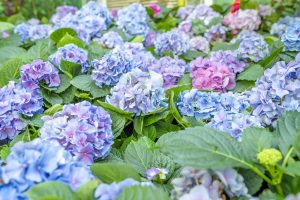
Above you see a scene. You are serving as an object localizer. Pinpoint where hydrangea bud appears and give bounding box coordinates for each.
[257,148,282,166]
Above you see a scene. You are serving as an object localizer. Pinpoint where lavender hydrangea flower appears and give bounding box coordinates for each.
[106,69,166,115]
[178,21,193,36]
[271,17,300,37]
[116,3,149,38]
[187,4,221,25]
[0,139,93,199]
[286,193,300,200]
[177,5,194,20]
[48,44,89,73]
[188,36,210,53]
[210,50,247,73]
[144,31,156,47]
[154,30,189,56]
[204,24,227,43]
[50,5,78,24]
[94,31,123,48]
[281,21,300,51]
[171,167,249,200]
[259,4,272,18]
[40,101,113,164]
[236,33,269,62]
[148,56,186,89]
[145,167,169,181]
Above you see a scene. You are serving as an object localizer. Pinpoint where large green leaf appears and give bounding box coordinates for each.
[70,75,94,91]
[238,168,263,195]
[237,64,264,81]
[0,22,14,32]
[88,42,110,60]
[0,58,22,87]
[60,60,81,79]
[117,185,170,200]
[50,28,77,43]
[41,89,63,105]
[154,121,181,138]
[283,162,300,176]
[168,91,190,127]
[108,111,126,138]
[76,179,100,200]
[144,110,169,126]
[25,39,56,62]
[0,46,26,63]
[276,112,300,156]
[0,145,10,161]
[57,33,85,49]
[212,42,240,51]
[258,41,284,69]
[54,74,71,93]
[96,101,132,119]
[91,163,140,183]
[0,34,22,48]
[157,126,251,169]
[25,181,78,200]
[233,80,255,93]
[133,116,144,135]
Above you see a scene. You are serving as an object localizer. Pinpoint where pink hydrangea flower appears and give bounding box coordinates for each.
[148,4,161,16]
[190,58,236,92]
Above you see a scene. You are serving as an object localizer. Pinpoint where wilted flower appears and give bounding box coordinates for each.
[148,4,161,16]
[188,36,210,53]
[94,31,123,48]
[190,57,236,92]
[223,10,261,33]
[40,101,113,164]
[154,30,189,56]
[187,4,221,25]
[0,139,93,199]
[281,21,300,51]
[177,5,194,20]
[148,56,186,89]
[204,24,227,43]
[106,69,166,115]
[257,148,282,166]
[49,44,89,73]
[116,3,149,38]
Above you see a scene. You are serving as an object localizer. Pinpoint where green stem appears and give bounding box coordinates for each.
[283,147,294,167]
[276,184,284,196]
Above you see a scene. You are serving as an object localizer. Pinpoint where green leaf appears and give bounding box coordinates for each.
[276,111,300,156]
[130,35,144,43]
[157,126,251,169]
[9,129,32,147]
[50,28,77,43]
[258,42,284,69]
[0,22,14,32]
[0,46,26,63]
[233,80,255,93]
[144,110,169,126]
[25,39,56,62]
[44,104,63,116]
[237,64,264,81]
[55,74,71,93]
[0,34,22,48]
[109,111,126,138]
[61,86,77,104]
[76,179,100,200]
[0,145,10,161]
[90,83,110,98]
[20,114,44,128]
[180,50,206,61]
[25,181,78,200]
[91,163,140,183]
[212,42,240,51]
[168,91,190,127]
[60,60,81,79]
[96,101,132,118]
[134,116,144,135]
[154,121,181,138]
[207,17,223,28]
[191,19,207,35]
[88,42,110,60]
[117,185,170,200]
[57,33,85,49]
[0,58,22,87]
[41,89,63,105]
[283,162,300,176]
[238,168,263,195]
[143,125,157,141]
[258,190,280,200]
[70,75,94,91]
[177,73,192,87]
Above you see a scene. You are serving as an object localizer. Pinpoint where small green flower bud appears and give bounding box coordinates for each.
[257,148,282,166]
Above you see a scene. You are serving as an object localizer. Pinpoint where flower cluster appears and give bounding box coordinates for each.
[223,9,261,33]
[281,21,300,51]
[171,167,249,200]
[257,148,282,166]
[236,32,269,62]
[188,36,210,53]
[187,4,221,25]
[144,31,156,47]
[178,20,193,36]
[53,1,111,43]
[14,20,51,42]
[0,139,93,199]
[48,44,89,73]
[271,17,300,37]
[106,69,166,115]
[145,167,169,181]
[177,5,194,20]
[148,56,186,89]
[40,101,113,164]
[190,57,236,91]
[116,3,149,38]
[154,30,189,56]
[50,5,78,24]
[94,31,124,48]
[259,4,273,18]
[204,24,227,42]
[247,53,300,126]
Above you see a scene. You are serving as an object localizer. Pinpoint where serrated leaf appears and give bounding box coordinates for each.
[144,110,169,126]
[50,28,77,43]
[117,185,170,200]
[90,83,110,98]
[25,39,56,62]
[157,126,252,170]
[0,58,22,87]
[60,60,81,79]
[233,80,255,93]
[76,179,100,200]
[91,163,140,183]
[20,114,44,128]
[25,181,78,200]
[237,64,264,81]
[70,75,93,91]
[55,74,71,93]
[41,89,63,105]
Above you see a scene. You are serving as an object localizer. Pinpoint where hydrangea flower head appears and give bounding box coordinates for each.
[145,167,169,181]
[50,5,78,24]
[116,3,149,38]
[148,56,186,89]
[188,36,210,53]
[154,30,189,56]
[177,5,194,20]
[257,148,282,166]
[14,20,51,42]
[106,69,165,115]
[190,57,236,92]
[178,20,193,36]
[0,139,93,199]
[94,31,123,48]
[48,44,89,73]
[259,4,272,18]
[271,17,300,37]
[187,4,221,25]
[204,24,227,43]
[40,101,113,164]
[281,21,300,51]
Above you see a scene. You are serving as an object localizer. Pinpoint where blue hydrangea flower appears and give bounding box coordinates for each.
[48,44,89,73]
[148,56,186,89]
[204,24,227,43]
[14,20,51,42]
[271,17,300,37]
[154,30,189,56]
[236,33,269,62]
[116,3,149,39]
[106,69,166,115]
[281,21,300,51]
[0,139,93,200]
[50,5,78,24]
[40,101,113,164]
[94,31,124,49]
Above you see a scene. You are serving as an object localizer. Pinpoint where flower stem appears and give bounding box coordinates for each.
[283,147,294,167]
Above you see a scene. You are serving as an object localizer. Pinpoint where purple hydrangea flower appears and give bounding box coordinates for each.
[187,4,221,25]
[0,139,93,199]
[286,193,300,200]
[188,36,210,53]
[171,167,249,200]
[116,3,149,38]
[40,101,113,164]
[94,31,123,49]
[210,50,247,73]
[48,44,89,73]
[177,5,194,20]
[271,17,300,37]
[178,21,193,36]
[204,24,227,43]
[259,4,272,18]
[50,5,78,24]
[145,167,169,181]
[106,69,166,115]
[154,30,189,56]
[144,31,156,47]
[148,56,186,89]
[281,21,300,51]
